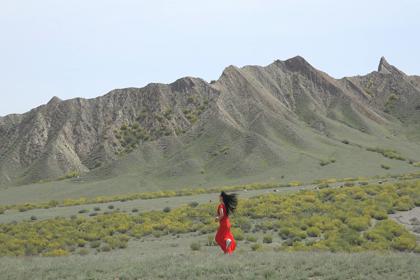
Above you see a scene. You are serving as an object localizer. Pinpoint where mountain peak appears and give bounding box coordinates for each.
[377,56,405,76]
[286,55,307,64]
[378,56,390,73]
[279,55,317,75]
[220,65,240,79]
[47,96,62,105]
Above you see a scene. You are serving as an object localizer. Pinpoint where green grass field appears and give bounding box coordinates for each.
[1,248,419,279]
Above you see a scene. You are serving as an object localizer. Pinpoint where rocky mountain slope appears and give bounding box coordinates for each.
[0,56,419,191]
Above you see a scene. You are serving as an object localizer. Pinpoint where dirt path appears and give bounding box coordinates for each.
[389,207,420,241]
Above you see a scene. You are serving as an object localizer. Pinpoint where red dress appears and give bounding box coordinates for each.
[215,203,236,254]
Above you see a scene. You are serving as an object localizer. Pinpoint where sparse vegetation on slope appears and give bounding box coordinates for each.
[366,147,406,161]
[319,158,336,166]
[114,100,209,155]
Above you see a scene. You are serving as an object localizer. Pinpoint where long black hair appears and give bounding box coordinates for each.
[220,191,238,216]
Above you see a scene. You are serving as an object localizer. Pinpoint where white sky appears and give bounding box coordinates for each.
[0,0,419,116]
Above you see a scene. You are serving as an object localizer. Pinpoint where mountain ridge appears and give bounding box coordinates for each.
[0,56,419,192]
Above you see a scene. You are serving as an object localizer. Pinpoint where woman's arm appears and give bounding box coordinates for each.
[215,205,224,221]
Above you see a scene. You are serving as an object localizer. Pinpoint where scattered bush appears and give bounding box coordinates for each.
[78,248,89,256]
[163,207,171,213]
[190,242,201,251]
[263,235,273,244]
[246,235,257,242]
[320,158,336,166]
[206,235,216,246]
[42,249,69,257]
[381,164,391,170]
[307,227,321,237]
[391,236,417,251]
[394,196,414,211]
[251,243,262,251]
[347,216,370,231]
[90,241,101,249]
[367,147,405,161]
[1,180,420,257]
[189,201,199,208]
[58,171,79,181]
[101,245,111,252]
[318,183,329,189]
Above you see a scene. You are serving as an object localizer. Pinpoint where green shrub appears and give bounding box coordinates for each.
[307,227,321,237]
[237,217,253,232]
[89,241,101,249]
[367,147,405,161]
[381,164,391,170]
[18,206,30,212]
[246,235,257,242]
[232,228,244,241]
[101,245,111,252]
[391,235,417,251]
[206,235,217,246]
[78,248,89,256]
[320,159,335,166]
[371,210,387,220]
[263,235,273,244]
[42,249,69,257]
[394,196,414,211]
[320,160,330,166]
[347,216,370,231]
[251,243,262,251]
[190,242,201,251]
[58,171,79,181]
[77,239,87,247]
[189,201,199,208]
[318,183,329,189]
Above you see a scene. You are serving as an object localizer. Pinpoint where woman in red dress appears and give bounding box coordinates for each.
[215,191,237,254]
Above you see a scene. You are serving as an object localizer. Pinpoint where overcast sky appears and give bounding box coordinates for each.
[1,0,419,116]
